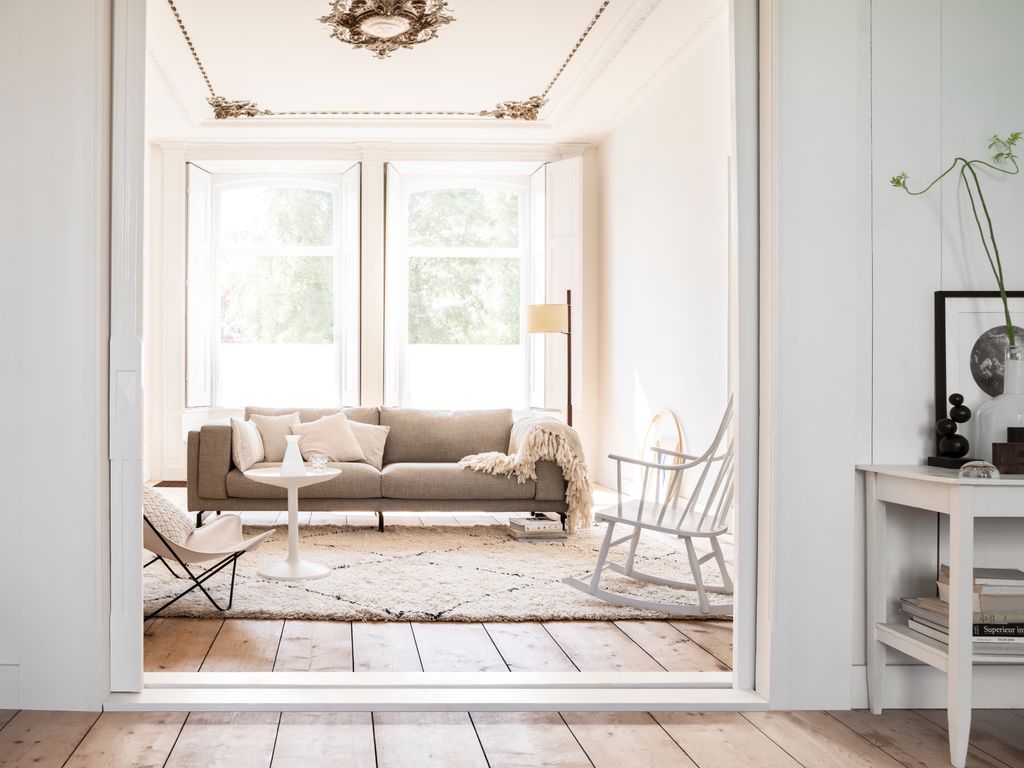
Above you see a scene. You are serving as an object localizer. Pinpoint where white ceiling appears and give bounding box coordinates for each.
[146,0,727,143]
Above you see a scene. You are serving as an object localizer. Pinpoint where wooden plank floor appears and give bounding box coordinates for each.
[145,617,732,673]
[5,709,1022,767]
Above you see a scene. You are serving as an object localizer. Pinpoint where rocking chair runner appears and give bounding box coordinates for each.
[564,397,735,617]
[142,487,273,620]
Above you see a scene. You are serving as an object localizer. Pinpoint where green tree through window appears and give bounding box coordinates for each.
[408,257,519,344]
[408,188,519,248]
[220,253,333,344]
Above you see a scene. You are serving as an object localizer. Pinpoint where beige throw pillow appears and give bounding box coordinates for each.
[251,412,300,462]
[230,418,264,472]
[290,412,365,462]
[349,421,390,470]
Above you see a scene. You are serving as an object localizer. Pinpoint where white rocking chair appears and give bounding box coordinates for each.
[564,397,734,617]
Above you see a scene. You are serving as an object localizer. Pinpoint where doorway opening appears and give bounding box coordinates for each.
[111,0,760,708]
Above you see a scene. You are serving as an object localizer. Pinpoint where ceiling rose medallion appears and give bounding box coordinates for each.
[320,0,455,59]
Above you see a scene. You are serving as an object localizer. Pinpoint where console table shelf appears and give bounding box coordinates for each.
[859,464,1024,768]
[875,622,1024,671]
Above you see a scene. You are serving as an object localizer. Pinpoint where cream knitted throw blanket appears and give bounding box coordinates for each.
[459,417,593,533]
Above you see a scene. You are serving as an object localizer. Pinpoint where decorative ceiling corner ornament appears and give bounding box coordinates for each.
[208,96,273,119]
[319,0,455,59]
[480,96,547,121]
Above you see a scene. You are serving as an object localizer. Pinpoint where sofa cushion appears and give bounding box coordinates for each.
[290,413,365,462]
[380,408,512,464]
[245,406,380,425]
[349,422,390,470]
[227,462,383,499]
[250,412,300,462]
[230,418,264,472]
[382,462,536,500]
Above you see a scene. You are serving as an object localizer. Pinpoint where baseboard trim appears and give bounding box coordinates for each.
[850,664,1024,709]
[0,665,19,709]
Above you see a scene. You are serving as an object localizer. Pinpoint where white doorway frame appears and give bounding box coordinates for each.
[107,0,764,708]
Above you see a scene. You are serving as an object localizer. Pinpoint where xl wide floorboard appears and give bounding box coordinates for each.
[7,709,1022,768]
[145,617,732,673]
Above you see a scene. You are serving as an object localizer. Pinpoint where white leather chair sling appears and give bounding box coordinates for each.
[142,487,273,620]
[565,397,734,617]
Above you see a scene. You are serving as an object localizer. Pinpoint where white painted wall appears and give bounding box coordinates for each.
[593,15,731,488]
[0,0,111,709]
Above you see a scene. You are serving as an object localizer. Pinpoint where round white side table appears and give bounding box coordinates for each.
[242,467,340,581]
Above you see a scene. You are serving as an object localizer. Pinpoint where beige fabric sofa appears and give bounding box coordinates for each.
[186,406,568,531]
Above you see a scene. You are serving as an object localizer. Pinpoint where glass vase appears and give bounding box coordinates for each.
[975,344,1024,462]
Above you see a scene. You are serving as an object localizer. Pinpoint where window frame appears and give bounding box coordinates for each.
[195,172,351,409]
[385,170,544,409]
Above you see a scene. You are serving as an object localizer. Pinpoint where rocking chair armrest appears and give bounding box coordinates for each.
[607,453,703,471]
[651,447,703,461]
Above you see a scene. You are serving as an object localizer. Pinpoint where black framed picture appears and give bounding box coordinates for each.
[935,291,1024,450]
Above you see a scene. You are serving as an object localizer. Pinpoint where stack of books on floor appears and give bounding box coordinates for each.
[900,565,1024,656]
[509,514,567,541]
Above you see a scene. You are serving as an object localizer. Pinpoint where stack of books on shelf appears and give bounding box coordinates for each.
[900,565,1024,656]
[508,514,567,541]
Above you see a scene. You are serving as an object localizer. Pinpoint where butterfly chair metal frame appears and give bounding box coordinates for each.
[143,514,270,620]
[565,398,735,617]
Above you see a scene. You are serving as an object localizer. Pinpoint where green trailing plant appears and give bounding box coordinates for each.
[892,131,1022,347]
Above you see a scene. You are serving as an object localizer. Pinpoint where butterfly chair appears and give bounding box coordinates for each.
[142,487,273,620]
[565,397,734,617]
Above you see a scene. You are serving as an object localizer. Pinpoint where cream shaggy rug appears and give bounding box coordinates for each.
[144,523,733,621]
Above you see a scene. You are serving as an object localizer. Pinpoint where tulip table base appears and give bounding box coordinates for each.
[241,468,340,582]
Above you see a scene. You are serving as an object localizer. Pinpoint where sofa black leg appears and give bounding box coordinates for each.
[195,510,219,528]
[377,511,384,532]
[560,512,567,531]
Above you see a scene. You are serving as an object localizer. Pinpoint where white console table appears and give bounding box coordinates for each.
[860,465,1024,768]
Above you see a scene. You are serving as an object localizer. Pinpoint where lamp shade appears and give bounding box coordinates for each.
[526,303,569,334]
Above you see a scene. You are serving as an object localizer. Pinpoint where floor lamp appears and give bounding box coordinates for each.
[526,289,572,427]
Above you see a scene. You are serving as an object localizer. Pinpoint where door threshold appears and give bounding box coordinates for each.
[106,686,766,711]
[144,671,733,689]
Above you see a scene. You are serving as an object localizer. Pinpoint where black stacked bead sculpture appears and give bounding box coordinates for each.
[927,393,974,469]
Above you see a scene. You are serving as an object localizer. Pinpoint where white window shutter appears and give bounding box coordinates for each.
[543,156,583,419]
[185,162,213,408]
[339,163,361,406]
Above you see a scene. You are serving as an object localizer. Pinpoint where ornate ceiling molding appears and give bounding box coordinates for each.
[163,0,611,121]
[319,0,455,59]
[549,0,726,128]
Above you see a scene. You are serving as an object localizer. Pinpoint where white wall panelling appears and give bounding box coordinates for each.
[856,0,1024,707]
[0,0,113,709]
[109,0,147,693]
[760,0,872,709]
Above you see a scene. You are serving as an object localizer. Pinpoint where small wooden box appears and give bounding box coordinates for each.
[992,442,1024,474]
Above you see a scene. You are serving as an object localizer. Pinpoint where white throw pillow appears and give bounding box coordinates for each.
[230,418,264,472]
[251,412,301,462]
[290,412,366,462]
[142,486,194,546]
[349,421,390,470]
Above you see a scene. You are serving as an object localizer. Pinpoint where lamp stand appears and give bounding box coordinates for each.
[565,289,572,427]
